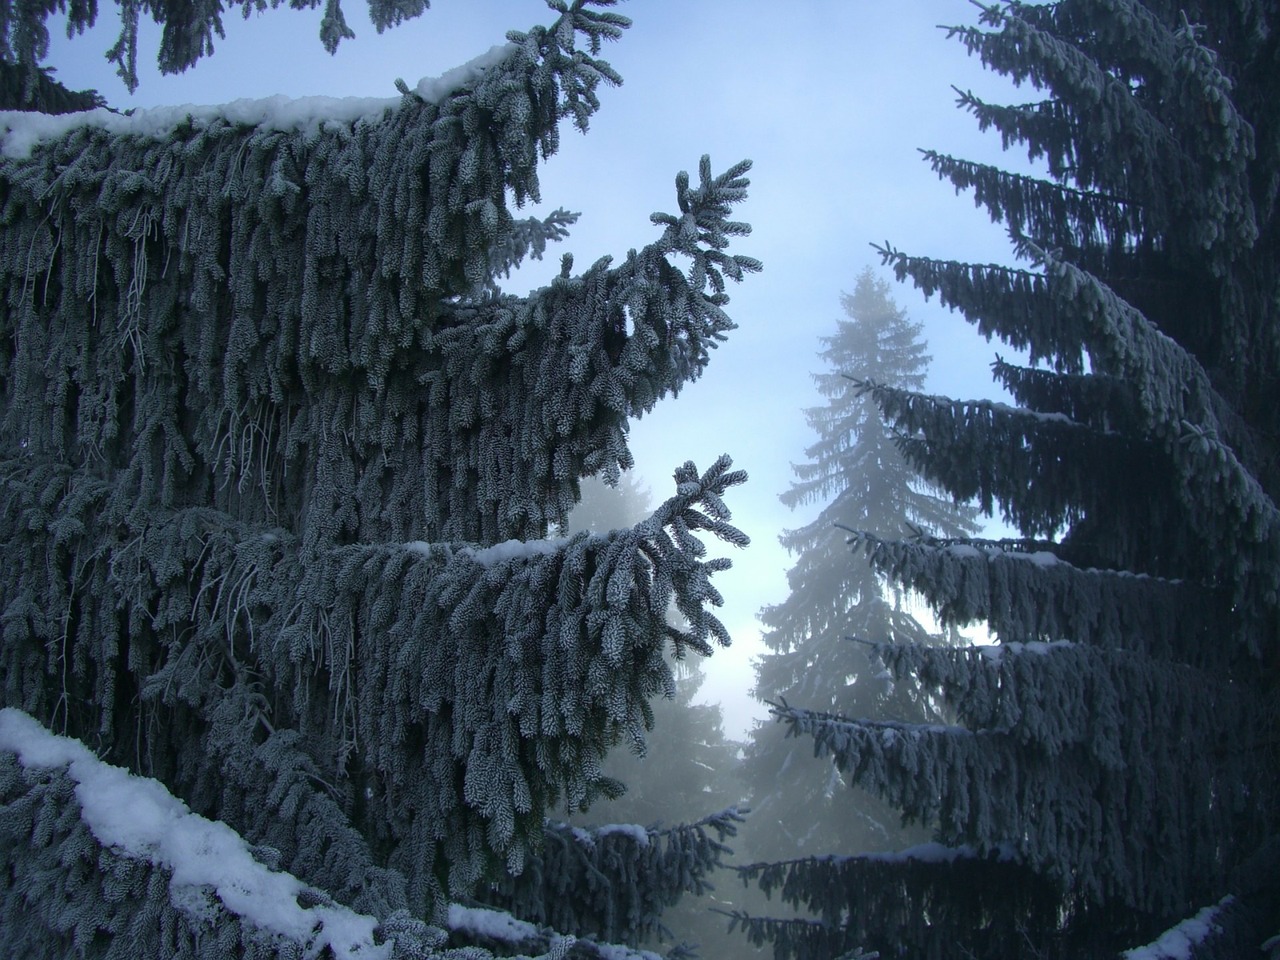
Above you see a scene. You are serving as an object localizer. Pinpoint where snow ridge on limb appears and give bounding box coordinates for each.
[1122,897,1233,960]
[842,528,1214,659]
[0,708,407,960]
[0,711,662,960]
[0,40,516,157]
[767,695,1253,924]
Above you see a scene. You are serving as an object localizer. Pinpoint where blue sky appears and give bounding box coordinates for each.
[47,1,1032,736]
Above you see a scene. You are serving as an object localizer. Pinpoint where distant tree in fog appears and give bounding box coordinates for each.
[739,268,978,862]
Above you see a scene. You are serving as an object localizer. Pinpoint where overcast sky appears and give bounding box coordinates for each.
[47,0,1032,738]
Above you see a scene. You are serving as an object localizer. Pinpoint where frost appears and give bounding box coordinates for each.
[987,400,1076,425]
[593,824,651,847]
[861,841,1017,865]
[446,903,538,944]
[0,708,387,960]
[978,640,1075,663]
[0,43,515,159]
[462,537,566,567]
[1121,897,1232,960]
[415,44,518,102]
[594,944,663,960]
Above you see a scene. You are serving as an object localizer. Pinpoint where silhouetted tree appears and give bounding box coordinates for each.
[737,3,1280,959]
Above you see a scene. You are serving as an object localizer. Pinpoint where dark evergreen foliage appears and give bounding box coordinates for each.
[752,2,1280,958]
[487,810,743,949]
[0,61,104,113]
[0,3,761,956]
[558,473,751,960]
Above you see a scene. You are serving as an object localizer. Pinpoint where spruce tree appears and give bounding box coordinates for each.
[741,268,978,866]
[737,3,1280,959]
[0,3,762,958]
[562,474,749,960]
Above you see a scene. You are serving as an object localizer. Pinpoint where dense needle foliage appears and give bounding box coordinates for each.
[0,2,762,957]
[739,3,1280,959]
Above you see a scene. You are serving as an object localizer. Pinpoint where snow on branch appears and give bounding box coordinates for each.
[1122,896,1233,960]
[843,528,1207,657]
[0,43,516,159]
[0,708,390,960]
[768,648,1265,923]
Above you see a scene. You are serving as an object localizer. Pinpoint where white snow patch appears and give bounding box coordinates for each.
[979,640,1075,663]
[944,542,1059,566]
[446,903,537,943]
[402,540,462,561]
[863,842,974,864]
[1122,896,1232,959]
[414,43,516,102]
[463,537,565,567]
[988,400,1076,426]
[0,708,387,959]
[1024,550,1060,566]
[594,823,651,847]
[0,43,515,159]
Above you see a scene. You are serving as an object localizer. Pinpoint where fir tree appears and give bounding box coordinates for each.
[737,3,1280,959]
[0,3,763,958]
[740,267,978,866]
